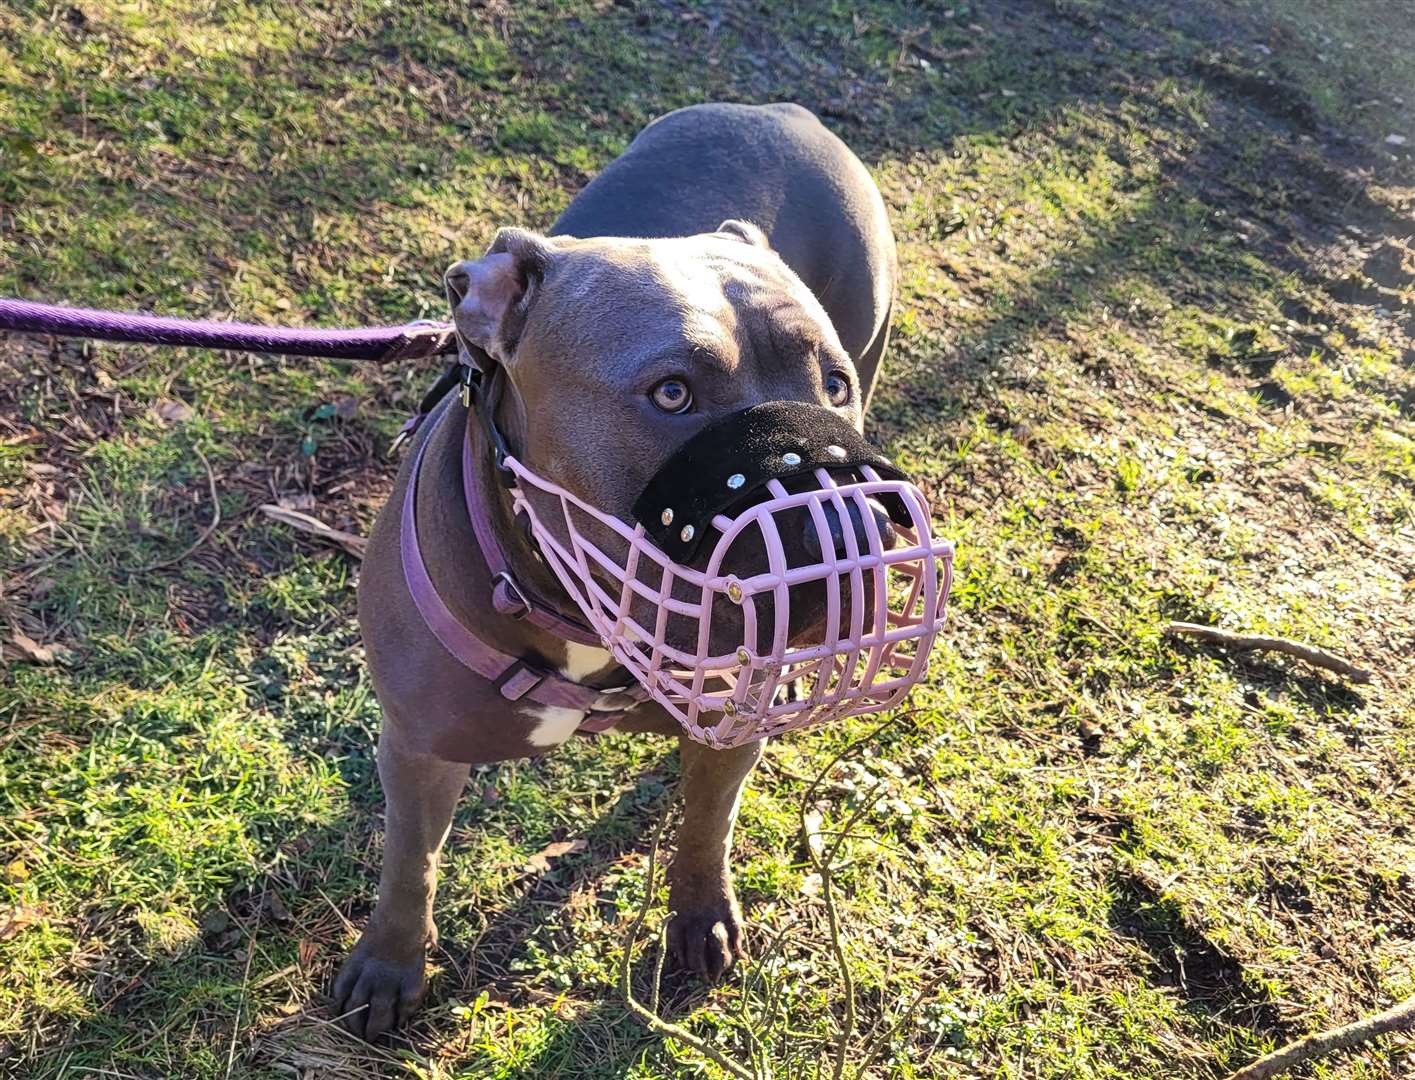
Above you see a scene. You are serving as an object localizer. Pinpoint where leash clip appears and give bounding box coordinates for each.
[389,415,421,455]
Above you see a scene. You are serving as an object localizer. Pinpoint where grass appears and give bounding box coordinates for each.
[2,0,1414,1076]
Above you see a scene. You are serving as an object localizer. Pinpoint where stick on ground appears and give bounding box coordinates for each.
[619,804,756,1080]
[1164,622,1372,684]
[1223,993,1415,1080]
[135,448,223,573]
[259,504,367,560]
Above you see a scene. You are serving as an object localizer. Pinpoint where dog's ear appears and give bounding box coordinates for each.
[715,218,770,248]
[445,227,556,366]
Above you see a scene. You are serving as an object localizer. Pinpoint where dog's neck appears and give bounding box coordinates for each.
[446,403,621,682]
[462,408,576,623]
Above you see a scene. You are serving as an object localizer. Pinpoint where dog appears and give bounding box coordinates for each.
[333,102,899,1040]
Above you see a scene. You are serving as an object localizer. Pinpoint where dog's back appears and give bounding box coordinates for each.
[550,103,896,390]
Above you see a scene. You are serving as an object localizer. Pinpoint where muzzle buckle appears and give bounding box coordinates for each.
[490,571,531,619]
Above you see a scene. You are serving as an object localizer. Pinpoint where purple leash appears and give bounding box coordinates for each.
[0,296,456,362]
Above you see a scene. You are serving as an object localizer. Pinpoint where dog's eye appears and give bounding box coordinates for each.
[825,371,851,407]
[650,378,693,414]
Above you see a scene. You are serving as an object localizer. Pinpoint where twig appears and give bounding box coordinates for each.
[134,448,222,573]
[859,971,951,1072]
[798,712,916,1080]
[807,779,888,1080]
[620,803,756,1080]
[225,877,265,1079]
[259,503,367,559]
[1165,622,1372,684]
[1223,993,1415,1080]
[650,918,669,1019]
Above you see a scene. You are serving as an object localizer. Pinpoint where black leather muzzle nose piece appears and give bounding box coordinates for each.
[802,497,898,562]
[633,401,911,563]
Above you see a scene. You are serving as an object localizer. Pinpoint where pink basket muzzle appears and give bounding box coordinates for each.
[505,456,954,748]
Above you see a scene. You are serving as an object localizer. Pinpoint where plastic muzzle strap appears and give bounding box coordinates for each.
[505,402,955,748]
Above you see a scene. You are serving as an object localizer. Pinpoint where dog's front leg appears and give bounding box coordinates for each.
[332,730,471,1040]
[667,735,764,978]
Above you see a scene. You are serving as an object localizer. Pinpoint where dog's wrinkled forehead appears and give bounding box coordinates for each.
[529,234,846,380]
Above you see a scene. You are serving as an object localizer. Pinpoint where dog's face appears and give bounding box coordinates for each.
[447,223,862,512]
[446,224,877,654]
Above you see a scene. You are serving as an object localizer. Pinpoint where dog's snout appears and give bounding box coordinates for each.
[801,497,897,561]
[444,260,476,307]
[868,499,899,552]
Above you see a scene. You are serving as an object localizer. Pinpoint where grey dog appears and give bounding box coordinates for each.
[334,102,897,1040]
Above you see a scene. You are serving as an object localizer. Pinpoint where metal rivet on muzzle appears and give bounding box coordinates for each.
[782,451,802,466]
[726,578,744,604]
[825,444,846,460]
[735,647,751,665]
[726,473,745,490]
[722,699,738,715]
[679,524,695,542]
[660,508,674,525]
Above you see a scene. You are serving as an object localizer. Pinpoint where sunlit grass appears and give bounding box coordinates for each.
[2,0,1414,1077]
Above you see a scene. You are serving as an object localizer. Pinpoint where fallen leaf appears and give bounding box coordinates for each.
[264,890,292,923]
[298,938,319,969]
[3,859,28,882]
[1079,716,1104,750]
[0,905,41,942]
[7,631,55,664]
[154,398,194,425]
[1386,133,1408,146]
[524,839,586,874]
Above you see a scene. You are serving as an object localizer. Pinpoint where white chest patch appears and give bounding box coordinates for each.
[520,704,586,748]
[559,641,616,682]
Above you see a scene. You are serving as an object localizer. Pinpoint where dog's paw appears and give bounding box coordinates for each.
[330,936,427,1041]
[667,895,746,980]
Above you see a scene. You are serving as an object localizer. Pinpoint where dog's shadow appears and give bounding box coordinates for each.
[413,742,715,1074]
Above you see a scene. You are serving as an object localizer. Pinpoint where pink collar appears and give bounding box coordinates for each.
[398,402,641,730]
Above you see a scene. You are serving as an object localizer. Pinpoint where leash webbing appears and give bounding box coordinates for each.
[0,296,457,363]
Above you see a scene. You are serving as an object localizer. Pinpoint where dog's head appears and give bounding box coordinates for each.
[446,224,894,656]
[446,222,863,503]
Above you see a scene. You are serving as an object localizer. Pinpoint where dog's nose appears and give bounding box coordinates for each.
[444,260,476,307]
[801,497,897,561]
